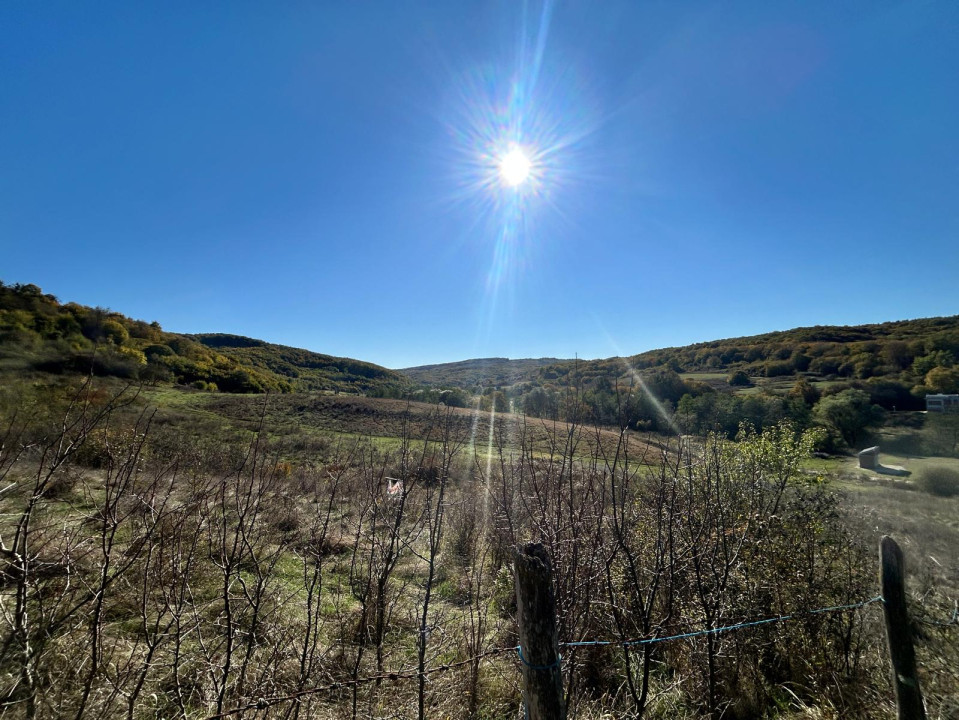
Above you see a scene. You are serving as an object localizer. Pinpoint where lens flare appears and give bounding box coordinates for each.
[439,0,598,223]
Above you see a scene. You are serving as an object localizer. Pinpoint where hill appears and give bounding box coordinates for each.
[626,316,959,377]
[4,279,958,437]
[404,317,959,392]
[402,316,959,434]
[399,357,562,388]
[0,282,410,396]
[190,333,408,394]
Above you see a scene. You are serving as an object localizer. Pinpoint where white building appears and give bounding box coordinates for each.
[926,394,959,412]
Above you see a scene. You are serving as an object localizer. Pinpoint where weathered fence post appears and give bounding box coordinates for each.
[514,543,566,720]
[879,535,926,720]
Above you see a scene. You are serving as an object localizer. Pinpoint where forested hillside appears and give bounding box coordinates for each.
[0,282,410,395]
[190,333,409,393]
[626,316,959,379]
[4,280,958,450]
[403,316,959,445]
[406,317,959,392]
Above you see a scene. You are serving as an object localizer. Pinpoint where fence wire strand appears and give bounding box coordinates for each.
[208,595,959,718]
[917,600,959,627]
[209,592,930,718]
[560,595,884,651]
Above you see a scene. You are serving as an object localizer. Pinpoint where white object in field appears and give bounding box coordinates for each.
[386,477,404,498]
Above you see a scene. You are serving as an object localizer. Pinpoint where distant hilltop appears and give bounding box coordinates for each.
[401,316,959,396]
[0,281,410,396]
[2,280,957,408]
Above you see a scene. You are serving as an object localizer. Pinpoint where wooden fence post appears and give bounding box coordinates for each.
[879,535,926,720]
[514,542,566,720]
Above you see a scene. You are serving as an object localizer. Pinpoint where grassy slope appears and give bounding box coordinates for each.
[809,452,959,714]
[7,371,957,717]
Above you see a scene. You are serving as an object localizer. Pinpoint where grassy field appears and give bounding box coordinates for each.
[794,440,958,719]
[682,371,849,397]
[842,469,958,717]
[3,376,957,719]
[137,388,672,467]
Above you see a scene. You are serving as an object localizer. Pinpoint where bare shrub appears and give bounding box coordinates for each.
[916,465,959,497]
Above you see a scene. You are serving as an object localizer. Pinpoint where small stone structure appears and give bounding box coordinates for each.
[858,446,880,470]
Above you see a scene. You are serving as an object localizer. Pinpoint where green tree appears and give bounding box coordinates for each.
[101,319,130,345]
[925,366,959,394]
[791,349,812,371]
[479,390,509,413]
[912,350,955,377]
[764,360,794,377]
[55,313,83,340]
[522,386,556,418]
[881,340,912,370]
[728,370,751,387]
[864,378,921,410]
[787,377,820,406]
[437,388,470,408]
[812,389,882,448]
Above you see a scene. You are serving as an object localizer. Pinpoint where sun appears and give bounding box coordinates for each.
[498,145,532,187]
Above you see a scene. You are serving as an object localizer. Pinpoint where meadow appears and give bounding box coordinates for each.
[1,376,956,719]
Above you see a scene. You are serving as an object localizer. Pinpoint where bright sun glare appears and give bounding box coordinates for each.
[498,145,532,187]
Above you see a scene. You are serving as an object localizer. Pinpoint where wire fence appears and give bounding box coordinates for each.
[208,592,956,718]
[917,600,958,628]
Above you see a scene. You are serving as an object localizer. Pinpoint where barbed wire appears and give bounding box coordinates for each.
[209,593,958,718]
[561,595,884,651]
[917,600,959,628]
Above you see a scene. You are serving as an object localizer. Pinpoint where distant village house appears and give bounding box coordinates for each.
[926,394,959,412]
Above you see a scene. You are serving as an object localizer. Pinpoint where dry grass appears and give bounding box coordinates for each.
[838,472,959,718]
[172,392,672,465]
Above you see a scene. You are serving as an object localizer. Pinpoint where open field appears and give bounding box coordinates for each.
[682,371,849,396]
[140,388,673,466]
[1,377,956,719]
[838,465,959,716]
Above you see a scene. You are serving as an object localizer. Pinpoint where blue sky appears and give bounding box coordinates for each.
[2,1,956,369]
